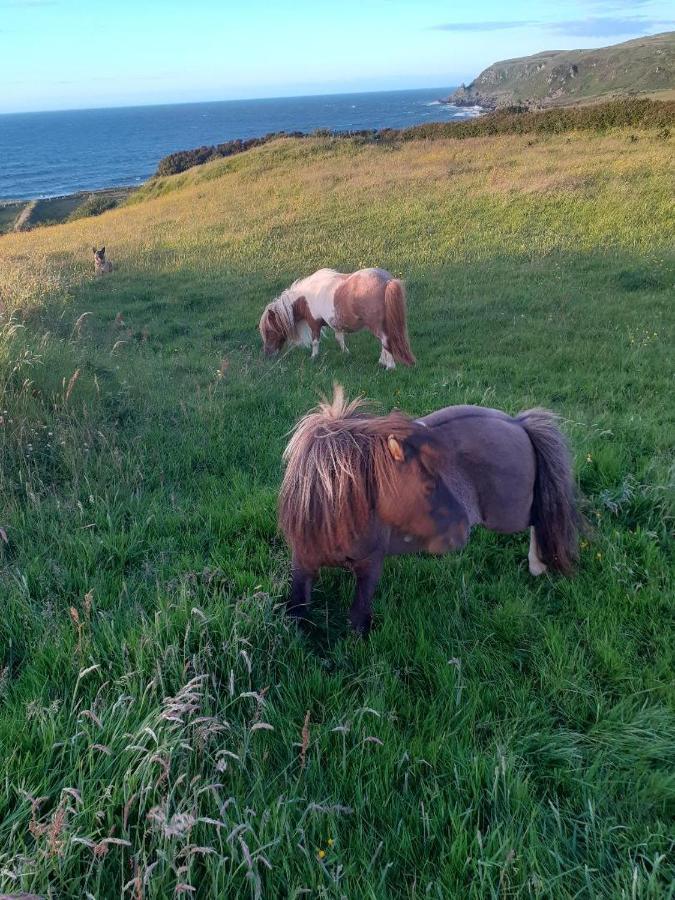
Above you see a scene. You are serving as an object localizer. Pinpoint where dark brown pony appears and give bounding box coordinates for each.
[279,385,579,634]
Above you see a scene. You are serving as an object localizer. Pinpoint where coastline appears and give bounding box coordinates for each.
[2,96,672,233]
[0,87,465,205]
[0,186,135,234]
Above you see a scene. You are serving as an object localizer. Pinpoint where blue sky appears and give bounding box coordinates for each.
[1,0,672,113]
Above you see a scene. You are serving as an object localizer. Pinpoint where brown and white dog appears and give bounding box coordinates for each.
[259,267,415,369]
[93,246,113,275]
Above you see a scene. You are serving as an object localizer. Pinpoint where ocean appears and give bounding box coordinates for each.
[0,89,480,201]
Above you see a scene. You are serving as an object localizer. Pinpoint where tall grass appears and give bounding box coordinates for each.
[0,128,673,897]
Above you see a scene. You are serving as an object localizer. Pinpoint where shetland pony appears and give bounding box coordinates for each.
[259,268,415,369]
[93,247,113,275]
[279,385,579,635]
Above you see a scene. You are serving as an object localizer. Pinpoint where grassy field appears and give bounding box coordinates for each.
[0,127,673,898]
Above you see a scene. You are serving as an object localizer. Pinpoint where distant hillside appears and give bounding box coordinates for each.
[448,31,675,109]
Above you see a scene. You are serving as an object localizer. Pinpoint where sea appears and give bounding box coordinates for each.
[0,88,480,201]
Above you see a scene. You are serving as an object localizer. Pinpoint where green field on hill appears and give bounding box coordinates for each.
[0,124,673,898]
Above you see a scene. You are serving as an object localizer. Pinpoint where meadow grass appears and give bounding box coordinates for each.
[0,128,673,898]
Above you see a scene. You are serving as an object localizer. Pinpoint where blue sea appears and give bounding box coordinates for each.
[0,89,480,201]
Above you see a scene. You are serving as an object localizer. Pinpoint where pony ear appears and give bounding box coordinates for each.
[387,435,405,463]
[100,247,105,255]
[92,247,97,253]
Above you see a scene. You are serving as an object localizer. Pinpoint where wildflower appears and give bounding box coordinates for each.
[596,552,602,560]
[327,838,334,847]
[317,849,326,859]
[586,453,592,463]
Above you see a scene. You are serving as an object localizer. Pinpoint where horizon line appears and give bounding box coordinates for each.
[0,83,461,118]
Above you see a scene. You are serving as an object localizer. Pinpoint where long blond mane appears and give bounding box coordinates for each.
[259,288,312,348]
[279,384,412,568]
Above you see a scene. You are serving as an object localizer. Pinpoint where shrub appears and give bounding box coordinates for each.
[68,193,121,221]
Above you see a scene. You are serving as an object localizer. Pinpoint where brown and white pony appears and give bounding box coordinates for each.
[279,385,579,634]
[93,246,113,275]
[259,268,415,369]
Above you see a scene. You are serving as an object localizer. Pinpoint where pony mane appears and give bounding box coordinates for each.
[279,384,413,569]
[259,291,297,344]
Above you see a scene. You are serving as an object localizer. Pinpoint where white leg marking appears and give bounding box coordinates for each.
[528,526,548,576]
[311,339,320,359]
[335,331,349,353]
[378,342,396,370]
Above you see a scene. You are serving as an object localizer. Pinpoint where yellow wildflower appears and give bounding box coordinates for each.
[318,849,326,859]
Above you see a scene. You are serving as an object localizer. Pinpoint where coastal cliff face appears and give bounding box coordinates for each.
[448,31,675,109]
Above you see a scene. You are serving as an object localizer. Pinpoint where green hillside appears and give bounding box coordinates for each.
[449,31,675,108]
[0,124,673,897]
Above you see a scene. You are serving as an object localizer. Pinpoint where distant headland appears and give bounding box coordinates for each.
[445,31,675,110]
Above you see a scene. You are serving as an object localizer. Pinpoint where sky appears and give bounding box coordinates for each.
[0,0,672,113]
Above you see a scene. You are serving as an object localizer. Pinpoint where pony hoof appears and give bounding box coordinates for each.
[528,560,548,576]
[349,615,372,637]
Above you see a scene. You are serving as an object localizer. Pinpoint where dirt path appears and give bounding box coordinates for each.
[13,200,36,232]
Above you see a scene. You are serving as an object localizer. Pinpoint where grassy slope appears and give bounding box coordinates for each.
[451,31,675,107]
[0,129,674,898]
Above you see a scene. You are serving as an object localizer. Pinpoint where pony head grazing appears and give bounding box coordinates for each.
[259,292,299,356]
[279,384,460,570]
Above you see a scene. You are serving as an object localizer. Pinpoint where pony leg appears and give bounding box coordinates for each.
[378,338,396,370]
[311,339,320,359]
[335,331,349,353]
[288,562,314,622]
[349,555,384,636]
[528,526,548,576]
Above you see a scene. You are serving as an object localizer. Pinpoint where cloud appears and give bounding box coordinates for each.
[431,21,535,32]
[587,0,654,7]
[549,16,673,36]
[0,0,57,6]
[430,15,673,38]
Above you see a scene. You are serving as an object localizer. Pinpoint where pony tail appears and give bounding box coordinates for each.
[517,409,579,574]
[384,280,415,366]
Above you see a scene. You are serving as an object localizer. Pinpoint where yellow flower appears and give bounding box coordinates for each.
[327,839,334,847]
[318,849,326,859]
[596,552,603,560]
[586,453,592,463]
